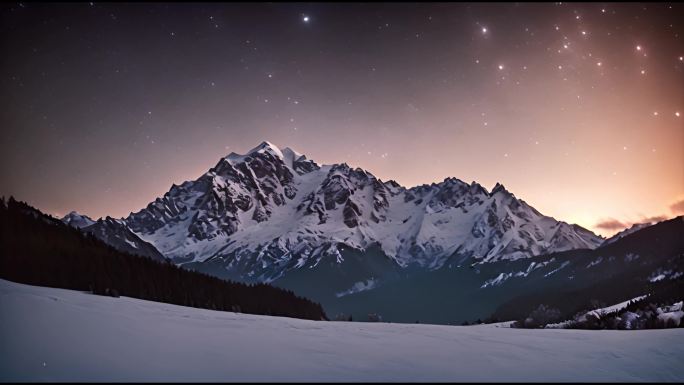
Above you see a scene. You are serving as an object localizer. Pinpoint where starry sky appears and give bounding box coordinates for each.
[1,2,683,237]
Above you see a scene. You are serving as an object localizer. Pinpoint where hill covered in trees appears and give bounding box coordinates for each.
[0,197,327,321]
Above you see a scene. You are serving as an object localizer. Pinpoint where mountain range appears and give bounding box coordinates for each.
[60,141,683,324]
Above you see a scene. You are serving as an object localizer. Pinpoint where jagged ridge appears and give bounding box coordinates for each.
[120,141,603,281]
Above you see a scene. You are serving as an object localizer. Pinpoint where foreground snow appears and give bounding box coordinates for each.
[1,279,683,382]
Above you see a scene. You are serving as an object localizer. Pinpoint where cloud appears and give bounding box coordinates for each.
[594,214,669,236]
[642,215,667,223]
[670,198,684,215]
[595,218,628,231]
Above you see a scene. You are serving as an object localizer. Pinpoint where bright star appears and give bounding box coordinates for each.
[303,15,310,23]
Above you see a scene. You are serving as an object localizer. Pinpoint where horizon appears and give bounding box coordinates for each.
[13,138,679,239]
[1,3,683,237]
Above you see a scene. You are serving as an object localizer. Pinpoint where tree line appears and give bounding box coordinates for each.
[0,197,327,321]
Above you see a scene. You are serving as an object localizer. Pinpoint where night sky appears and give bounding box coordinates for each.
[1,2,683,237]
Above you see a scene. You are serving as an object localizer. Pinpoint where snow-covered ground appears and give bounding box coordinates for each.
[1,279,683,382]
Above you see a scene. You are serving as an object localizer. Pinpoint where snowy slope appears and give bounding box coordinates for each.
[61,213,166,262]
[82,217,167,262]
[122,141,602,280]
[602,222,653,246]
[1,279,683,382]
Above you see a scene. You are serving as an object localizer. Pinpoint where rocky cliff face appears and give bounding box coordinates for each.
[62,213,166,262]
[121,141,602,281]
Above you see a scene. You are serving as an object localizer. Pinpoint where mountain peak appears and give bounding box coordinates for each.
[282,146,306,169]
[251,141,282,154]
[491,182,509,195]
[282,146,303,160]
[226,141,284,164]
[61,211,96,229]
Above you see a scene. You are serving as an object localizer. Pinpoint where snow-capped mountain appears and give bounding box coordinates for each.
[123,141,602,280]
[61,213,166,262]
[62,211,96,229]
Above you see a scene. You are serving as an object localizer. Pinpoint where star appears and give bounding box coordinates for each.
[498,64,504,70]
[302,15,310,23]
[596,61,602,66]
[636,45,642,51]
[676,112,681,117]
[640,69,646,75]
[481,27,488,34]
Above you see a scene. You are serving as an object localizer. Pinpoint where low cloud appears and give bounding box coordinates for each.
[594,215,669,236]
[670,199,684,215]
[642,215,667,223]
[595,219,628,231]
